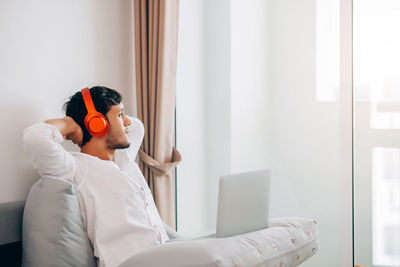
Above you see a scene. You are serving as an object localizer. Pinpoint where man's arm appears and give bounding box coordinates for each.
[44,117,83,147]
[121,116,145,161]
[23,117,82,182]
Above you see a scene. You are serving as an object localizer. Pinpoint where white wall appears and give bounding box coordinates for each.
[0,0,136,203]
[266,1,344,266]
[203,0,231,232]
[230,0,270,173]
[177,0,352,266]
[176,0,231,235]
[231,2,345,266]
[176,0,208,235]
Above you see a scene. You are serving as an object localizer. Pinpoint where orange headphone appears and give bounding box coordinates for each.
[81,87,109,137]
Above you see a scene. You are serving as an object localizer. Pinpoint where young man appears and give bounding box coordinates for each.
[23,86,169,267]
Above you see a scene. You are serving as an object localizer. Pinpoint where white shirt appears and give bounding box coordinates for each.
[23,117,169,267]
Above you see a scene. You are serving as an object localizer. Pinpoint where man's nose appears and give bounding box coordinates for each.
[124,116,131,126]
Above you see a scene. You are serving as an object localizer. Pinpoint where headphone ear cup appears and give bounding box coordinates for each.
[84,112,109,137]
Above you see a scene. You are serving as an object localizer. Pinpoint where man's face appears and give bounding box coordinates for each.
[105,103,131,150]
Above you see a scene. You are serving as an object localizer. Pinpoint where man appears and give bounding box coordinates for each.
[23,86,169,267]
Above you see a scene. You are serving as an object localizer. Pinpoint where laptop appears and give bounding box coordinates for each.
[170,169,271,241]
[216,169,271,238]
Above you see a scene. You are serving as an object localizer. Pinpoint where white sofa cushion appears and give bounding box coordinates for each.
[119,217,318,267]
[22,176,96,267]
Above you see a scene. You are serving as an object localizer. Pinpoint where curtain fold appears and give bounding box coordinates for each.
[134,0,181,229]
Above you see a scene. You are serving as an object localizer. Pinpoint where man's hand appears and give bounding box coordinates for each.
[45,116,83,147]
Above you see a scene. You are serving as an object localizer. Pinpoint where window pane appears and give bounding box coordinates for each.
[354,0,400,266]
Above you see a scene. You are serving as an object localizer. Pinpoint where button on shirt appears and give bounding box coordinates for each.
[23,117,169,267]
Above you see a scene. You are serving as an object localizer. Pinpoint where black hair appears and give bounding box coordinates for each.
[63,86,122,146]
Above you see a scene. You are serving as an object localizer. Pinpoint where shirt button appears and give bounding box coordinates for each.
[146,202,149,207]
[140,186,144,191]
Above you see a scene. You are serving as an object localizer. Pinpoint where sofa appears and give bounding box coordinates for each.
[0,176,319,267]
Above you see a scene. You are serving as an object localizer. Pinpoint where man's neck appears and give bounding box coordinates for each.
[80,140,116,161]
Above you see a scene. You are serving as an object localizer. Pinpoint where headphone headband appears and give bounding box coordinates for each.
[81,87,96,114]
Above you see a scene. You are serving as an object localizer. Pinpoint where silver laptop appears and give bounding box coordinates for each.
[170,169,271,241]
[216,169,271,238]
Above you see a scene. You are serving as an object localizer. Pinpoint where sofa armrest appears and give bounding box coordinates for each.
[120,217,319,267]
[167,229,216,242]
[163,222,183,240]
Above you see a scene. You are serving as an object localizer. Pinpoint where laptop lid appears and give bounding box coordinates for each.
[216,169,271,238]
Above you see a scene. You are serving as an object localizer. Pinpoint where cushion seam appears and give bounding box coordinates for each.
[216,234,319,265]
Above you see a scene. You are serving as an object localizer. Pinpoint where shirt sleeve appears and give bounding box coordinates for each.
[114,116,145,164]
[125,116,145,160]
[23,122,76,183]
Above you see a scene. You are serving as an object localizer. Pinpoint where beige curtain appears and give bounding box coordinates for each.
[134,0,181,229]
